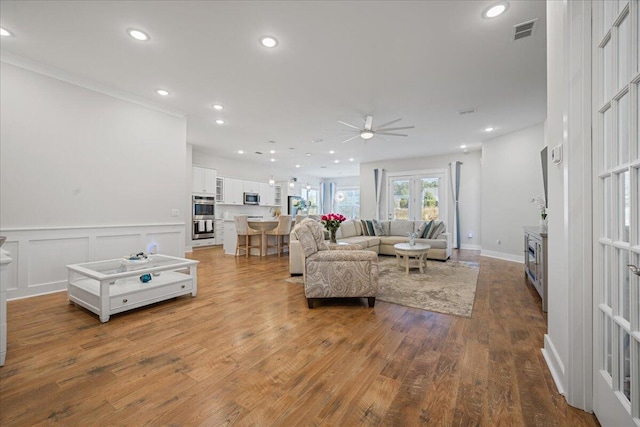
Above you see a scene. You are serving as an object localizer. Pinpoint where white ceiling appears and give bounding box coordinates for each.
[0,1,547,179]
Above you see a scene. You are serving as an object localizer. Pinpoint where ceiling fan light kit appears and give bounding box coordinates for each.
[360,131,374,140]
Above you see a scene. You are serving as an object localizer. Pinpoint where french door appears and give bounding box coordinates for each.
[387,171,446,221]
[593,0,639,425]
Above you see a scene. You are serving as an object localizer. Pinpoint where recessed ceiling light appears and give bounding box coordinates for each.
[270,158,275,162]
[349,158,355,162]
[460,145,467,149]
[259,35,278,48]
[212,104,224,110]
[127,28,150,41]
[238,150,244,154]
[306,153,312,156]
[269,150,275,154]
[482,2,509,19]
[484,127,495,132]
[329,150,335,154]
[215,119,225,125]
[334,160,340,164]
[0,27,13,37]
[156,89,169,96]
[295,164,301,168]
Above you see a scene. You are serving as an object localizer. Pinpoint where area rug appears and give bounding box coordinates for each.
[285,256,479,318]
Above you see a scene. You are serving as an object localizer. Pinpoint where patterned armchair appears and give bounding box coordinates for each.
[293,218,378,308]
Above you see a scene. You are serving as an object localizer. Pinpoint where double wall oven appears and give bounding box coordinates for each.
[192,195,215,240]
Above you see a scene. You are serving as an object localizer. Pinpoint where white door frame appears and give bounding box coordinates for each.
[385,169,449,224]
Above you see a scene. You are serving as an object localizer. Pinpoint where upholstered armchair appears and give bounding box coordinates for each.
[293,218,378,308]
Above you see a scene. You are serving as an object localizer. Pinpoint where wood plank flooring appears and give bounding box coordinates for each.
[0,247,599,426]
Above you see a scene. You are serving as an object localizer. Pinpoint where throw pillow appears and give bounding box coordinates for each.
[360,220,369,236]
[372,219,386,236]
[427,221,446,239]
[366,220,376,236]
[421,220,434,238]
[416,221,428,237]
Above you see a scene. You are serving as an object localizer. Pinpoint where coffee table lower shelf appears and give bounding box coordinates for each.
[69,272,194,322]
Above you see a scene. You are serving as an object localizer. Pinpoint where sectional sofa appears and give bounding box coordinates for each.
[289,219,452,275]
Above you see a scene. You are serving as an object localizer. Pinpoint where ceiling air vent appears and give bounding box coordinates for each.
[513,18,538,41]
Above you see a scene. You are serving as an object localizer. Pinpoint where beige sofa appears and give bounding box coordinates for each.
[289,219,451,275]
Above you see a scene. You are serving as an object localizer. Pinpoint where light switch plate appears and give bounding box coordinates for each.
[551,145,563,164]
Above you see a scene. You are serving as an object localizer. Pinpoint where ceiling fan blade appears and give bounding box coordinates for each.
[340,134,362,144]
[338,120,361,130]
[374,118,402,129]
[375,135,391,142]
[364,116,373,131]
[376,132,409,137]
[375,125,415,132]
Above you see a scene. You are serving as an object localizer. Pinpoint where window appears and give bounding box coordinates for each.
[333,187,360,218]
[387,171,447,221]
[301,188,320,215]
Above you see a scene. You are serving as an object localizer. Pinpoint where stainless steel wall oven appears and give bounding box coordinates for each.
[192,195,215,240]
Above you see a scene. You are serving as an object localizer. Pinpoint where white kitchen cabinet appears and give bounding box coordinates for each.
[215,219,224,245]
[260,183,276,206]
[223,221,237,255]
[192,166,217,195]
[215,178,224,202]
[223,177,244,205]
[274,185,282,206]
[243,180,260,194]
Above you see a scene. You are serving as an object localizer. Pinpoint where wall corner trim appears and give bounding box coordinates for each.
[542,334,566,396]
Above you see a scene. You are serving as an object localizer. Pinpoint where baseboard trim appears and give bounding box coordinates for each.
[460,244,482,250]
[8,289,65,302]
[542,334,566,396]
[480,250,524,263]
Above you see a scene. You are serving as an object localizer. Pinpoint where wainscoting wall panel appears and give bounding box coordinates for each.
[1,224,185,300]
[28,237,90,289]
[95,234,142,261]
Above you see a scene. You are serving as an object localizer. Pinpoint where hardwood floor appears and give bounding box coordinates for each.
[0,247,598,426]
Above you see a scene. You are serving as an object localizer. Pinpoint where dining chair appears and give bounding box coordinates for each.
[234,215,261,257]
[265,215,292,257]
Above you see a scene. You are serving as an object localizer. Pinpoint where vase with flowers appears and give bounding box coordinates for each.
[531,195,548,228]
[321,213,347,244]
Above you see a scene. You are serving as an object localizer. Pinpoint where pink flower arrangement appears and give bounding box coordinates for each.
[321,213,346,231]
[321,213,346,243]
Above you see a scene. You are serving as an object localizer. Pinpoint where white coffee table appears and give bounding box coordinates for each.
[66,254,198,322]
[394,243,431,274]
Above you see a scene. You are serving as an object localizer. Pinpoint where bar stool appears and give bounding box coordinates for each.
[234,215,261,258]
[265,215,292,257]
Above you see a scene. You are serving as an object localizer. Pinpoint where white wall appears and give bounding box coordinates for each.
[0,62,187,299]
[481,123,546,261]
[360,151,482,249]
[0,62,186,228]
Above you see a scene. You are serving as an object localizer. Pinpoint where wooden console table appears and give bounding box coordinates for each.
[524,226,548,311]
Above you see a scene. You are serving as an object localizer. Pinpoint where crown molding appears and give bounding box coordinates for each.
[0,51,186,119]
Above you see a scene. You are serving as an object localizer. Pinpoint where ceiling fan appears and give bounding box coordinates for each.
[337,115,414,143]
